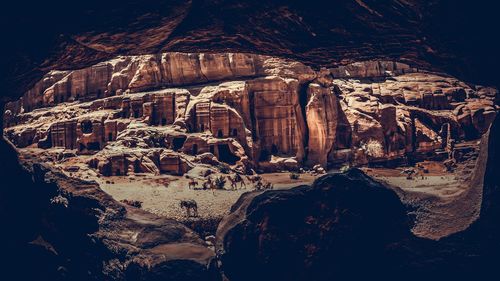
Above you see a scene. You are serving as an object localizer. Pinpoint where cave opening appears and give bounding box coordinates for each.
[271,144,279,155]
[87,142,100,150]
[217,144,239,164]
[259,148,271,161]
[81,120,93,134]
[172,136,186,151]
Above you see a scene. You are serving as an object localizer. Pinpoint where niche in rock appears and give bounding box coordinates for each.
[218,144,239,164]
[172,136,187,151]
[81,120,93,134]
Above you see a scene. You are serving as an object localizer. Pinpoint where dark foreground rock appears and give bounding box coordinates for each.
[0,137,215,281]
[215,115,500,281]
[216,169,412,281]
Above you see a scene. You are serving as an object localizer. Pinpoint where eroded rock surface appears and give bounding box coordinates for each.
[4,55,497,177]
[216,169,412,281]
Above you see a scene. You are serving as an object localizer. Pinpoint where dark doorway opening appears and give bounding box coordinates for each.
[134,110,140,118]
[271,144,279,155]
[81,120,93,133]
[217,129,224,138]
[108,133,113,141]
[259,149,270,161]
[161,118,167,126]
[218,144,239,165]
[232,128,238,137]
[172,136,186,151]
[87,142,100,150]
[134,160,141,173]
[115,169,121,176]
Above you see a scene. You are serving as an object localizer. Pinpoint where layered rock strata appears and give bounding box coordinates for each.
[3,54,498,175]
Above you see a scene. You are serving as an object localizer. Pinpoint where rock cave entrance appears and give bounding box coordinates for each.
[259,149,271,161]
[172,136,186,151]
[217,144,239,165]
[81,120,93,134]
[87,142,100,151]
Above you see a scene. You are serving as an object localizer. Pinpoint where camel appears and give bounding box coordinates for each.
[234,173,246,189]
[246,175,262,184]
[227,175,238,190]
[203,178,217,195]
[179,199,198,217]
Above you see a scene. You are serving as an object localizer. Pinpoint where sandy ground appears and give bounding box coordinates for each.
[364,160,481,240]
[18,147,482,240]
[98,171,318,221]
[17,148,319,221]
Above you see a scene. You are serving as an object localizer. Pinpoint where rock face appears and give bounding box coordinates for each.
[215,169,412,281]
[4,55,498,175]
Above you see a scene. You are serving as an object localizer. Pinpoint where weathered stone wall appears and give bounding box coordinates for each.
[3,55,498,175]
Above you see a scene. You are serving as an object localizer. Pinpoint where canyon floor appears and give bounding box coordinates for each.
[18,144,480,240]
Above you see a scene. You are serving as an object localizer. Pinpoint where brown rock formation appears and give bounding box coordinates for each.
[3,55,498,176]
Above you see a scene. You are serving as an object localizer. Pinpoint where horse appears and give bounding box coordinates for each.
[179,199,199,217]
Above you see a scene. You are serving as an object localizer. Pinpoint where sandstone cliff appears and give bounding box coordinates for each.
[3,54,498,175]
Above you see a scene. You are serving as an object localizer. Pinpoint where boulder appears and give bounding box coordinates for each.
[216,169,411,281]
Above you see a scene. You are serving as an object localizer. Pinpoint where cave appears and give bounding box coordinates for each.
[217,144,239,165]
[172,136,186,151]
[81,120,93,133]
[86,142,100,150]
[259,148,271,162]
